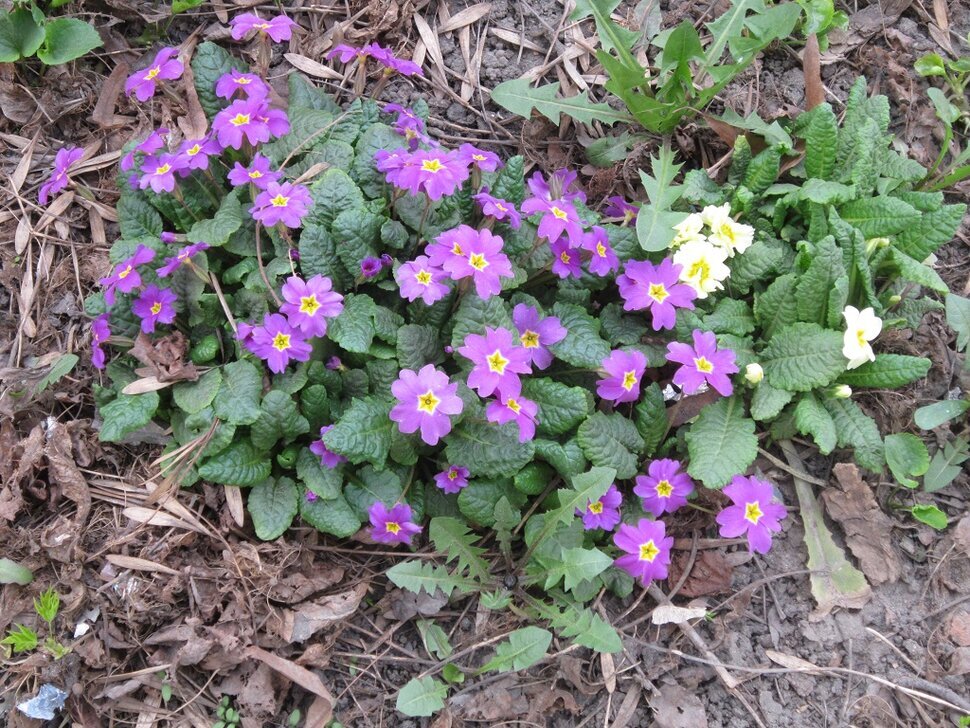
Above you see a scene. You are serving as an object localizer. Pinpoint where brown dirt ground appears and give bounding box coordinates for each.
[1,0,969,726]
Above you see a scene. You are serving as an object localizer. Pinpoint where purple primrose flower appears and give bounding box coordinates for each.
[131,284,177,333]
[511,304,565,370]
[39,146,85,205]
[458,143,502,172]
[249,313,312,373]
[121,128,169,172]
[485,384,538,443]
[91,314,110,370]
[215,69,270,101]
[230,13,298,42]
[139,153,184,193]
[369,501,422,545]
[716,475,788,554]
[634,459,694,517]
[473,189,521,228]
[385,148,469,200]
[175,137,221,174]
[617,259,696,331]
[279,274,344,337]
[157,242,210,277]
[213,98,289,149]
[603,196,639,225]
[597,349,648,404]
[438,226,513,299]
[666,329,738,397]
[527,169,586,204]
[396,256,450,305]
[100,245,156,305]
[227,154,281,189]
[581,226,619,277]
[125,47,184,102]
[457,327,532,397]
[577,484,622,531]
[434,465,470,494]
[250,181,312,228]
[613,519,673,586]
[521,196,584,243]
[550,237,583,279]
[390,364,464,445]
[310,425,347,468]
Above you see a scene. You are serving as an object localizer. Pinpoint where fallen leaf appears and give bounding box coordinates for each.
[946,610,970,647]
[953,516,970,557]
[245,646,333,722]
[803,34,823,110]
[651,604,708,625]
[667,549,734,597]
[454,683,528,721]
[650,683,709,728]
[276,584,368,643]
[825,463,903,585]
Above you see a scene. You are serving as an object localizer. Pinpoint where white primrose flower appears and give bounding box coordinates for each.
[708,216,755,257]
[832,384,853,399]
[745,362,764,385]
[670,212,706,248]
[700,203,731,229]
[841,305,882,369]
[672,240,730,299]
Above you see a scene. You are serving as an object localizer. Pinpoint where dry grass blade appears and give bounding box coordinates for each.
[224,485,245,527]
[439,3,493,33]
[105,554,180,576]
[121,376,175,395]
[490,27,544,52]
[284,53,344,81]
[413,14,447,85]
[123,506,208,535]
[11,133,37,193]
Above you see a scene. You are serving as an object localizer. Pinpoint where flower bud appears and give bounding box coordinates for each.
[888,294,902,304]
[831,384,852,399]
[745,362,764,385]
[865,237,890,255]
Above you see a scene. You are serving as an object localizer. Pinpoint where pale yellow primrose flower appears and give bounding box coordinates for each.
[700,203,731,229]
[709,216,755,257]
[745,362,764,385]
[841,305,882,369]
[832,384,853,399]
[672,240,730,299]
[670,212,706,248]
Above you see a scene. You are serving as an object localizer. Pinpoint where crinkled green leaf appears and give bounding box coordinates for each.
[822,396,885,472]
[760,322,846,391]
[296,447,342,499]
[794,103,838,179]
[173,368,223,415]
[837,196,919,238]
[549,302,611,368]
[322,396,393,468]
[344,465,404,520]
[633,383,668,456]
[117,190,164,239]
[750,382,794,421]
[893,203,966,261]
[298,222,350,289]
[213,360,263,425]
[704,297,755,336]
[685,396,758,488]
[250,390,310,450]
[99,391,160,442]
[795,236,844,326]
[794,392,837,454]
[198,441,271,486]
[457,478,525,527]
[187,189,244,246]
[522,378,591,436]
[329,293,377,353]
[249,477,299,540]
[449,294,514,350]
[577,412,643,480]
[300,492,361,537]
[446,421,535,479]
[534,438,587,478]
[306,167,365,228]
[396,324,440,371]
[837,355,931,389]
[191,41,245,118]
[754,273,799,339]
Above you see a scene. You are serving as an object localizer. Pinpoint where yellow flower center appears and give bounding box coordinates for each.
[496,203,507,212]
[621,370,638,391]
[230,113,251,126]
[717,222,737,244]
[595,242,607,258]
[118,265,132,280]
[415,269,433,285]
[145,66,161,80]
[150,302,162,315]
[623,210,635,224]
[856,328,868,347]
[559,251,571,264]
[648,283,669,304]
[588,500,603,514]
[655,480,673,498]
[417,389,440,414]
[473,154,486,161]
[188,144,202,156]
[744,501,763,525]
[550,206,569,221]
[451,243,464,256]
[249,170,263,179]
[299,295,320,315]
[255,22,270,29]
[270,194,289,208]
[694,357,714,374]
[236,77,252,85]
[688,259,710,283]
[469,253,488,271]
[385,521,401,534]
[272,332,291,351]
[486,350,509,374]
[177,251,190,260]
[447,470,458,480]
[639,540,660,562]
[421,158,445,173]
[505,397,521,414]
[155,163,172,175]
[520,330,540,348]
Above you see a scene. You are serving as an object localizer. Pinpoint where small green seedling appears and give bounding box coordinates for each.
[0,2,102,65]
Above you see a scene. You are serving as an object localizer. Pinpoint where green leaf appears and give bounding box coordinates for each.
[685,396,758,488]
[924,437,969,492]
[191,42,244,118]
[822,397,885,472]
[36,18,102,65]
[173,368,223,415]
[522,378,590,436]
[480,627,552,674]
[250,390,310,450]
[429,517,491,582]
[396,676,446,718]
[457,478,520,527]
[633,383,668,456]
[300,492,360,537]
[333,206,383,279]
[298,222,350,290]
[344,465,404,520]
[636,147,686,251]
[0,558,33,586]
[99,391,160,442]
[794,393,837,454]
[704,298,755,336]
[449,294,514,351]
[549,302,611,368]
[546,467,615,529]
[910,504,947,530]
[884,433,929,488]
[386,560,478,597]
[0,9,45,62]
[569,0,639,63]
[556,547,612,592]
[794,104,839,178]
[750,382,794,421]
[307,168,366,228]
[445,421,535,479]
[754,273,799,339]
[760,323,846,392]
[914,399,970,430]
[577,412,643,479]
[396,324,440,371]
[837,196,919,238]
[172,0,204,13]
[416,620,453,660]
[946,293,970,353]
[1,624,38,654]
[795,236,844,326]
[323,397,393,468]
[894,203,966,261]
[837,355,931,389]
[534,438,588,478]
[117,191,164,239]
[491,77,631,126]
[198,441,271,486]
[36,353,79,393]
[187,189,244,246]
[213,360,263,425]
[552,606,622,653]
[885,248,948,293]
[249,477,299,540]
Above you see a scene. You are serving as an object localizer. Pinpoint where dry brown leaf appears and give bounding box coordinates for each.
[11,133,37,193]
[245,646,334,722]
[456,683,529,721]
[123,506,208,535]
[284,53,344,81]
[276,583,368,642]
[14,215,30,256]
[490,27,544,53]
[45,421,91,527]
[609,682,641,728]
[650,683,708,728]
[439,3,492,32]
[668,549,734,597]
[954,516,970,557]
[803,34,823,110]
[947,611,970,647]
[224,485,245,527]
[121,377,176,395]
[651,604,708,625]
[825,463,902,585]
[105,555,180,576]
[92,61,130,128]
[413,14,446,85]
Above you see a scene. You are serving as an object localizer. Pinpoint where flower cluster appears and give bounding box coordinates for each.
[667,203,755,299]
[327,43,423,77]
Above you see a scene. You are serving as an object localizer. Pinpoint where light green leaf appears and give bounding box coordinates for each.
[187,189,244,246]
[36,353,79,393]
[794,392,837,454]
[946,293,970,353]
[837,196,919,238]
[549,302,611,368]
[522,378,591,436]
[910,504,947,530]
[249,477,299,540]
[754,273,799,339]
[914,399,970,430]
[886,249,948,293]
[577,413,643,479]
[750,382,794,421]
[213,360,263,425]
[553,606,622,653]
[822,397,885,472]
[884,433,929,489]
[386,560,478,597]
[760,322,846,391]
[36,18,102,65]
[893,203,966,261]
[837,355,931,389]
[198,441,271,486]
[685,396,757,488]
[396,676,447,717]
[545,466,615,530]
[99,391,160,442]
[491,77,631,126]
[793,103,838,180]
[557,547,612,592]
[416,620,453,660]
[0,9,45,62]
[446,421,535,479]
[457,479,525,527]
[429,517,490,582]
[0,558,34,586]
[479,627,552,674]
[923,437,969,493]
[322,396,394,468]
[569,0,639,63]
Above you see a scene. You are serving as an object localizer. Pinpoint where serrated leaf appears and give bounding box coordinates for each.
[249,477,299,540]
[198,441,271,486]
[884,433,929,489]
[457,478,524,527]
[946,293,970,353]
[99,391,160,442]
[754,273,799,339]
[322,397,394,468]
[117,190,164,239]
[445,421,535,479]
[299,492,360,536]
[837,196,919,238]
[396,676,446,718]
[449,294,514,350]
[546,466,615,529]
[556,547,612,592]
[534,438,588,478]
[429,517,491,582]
[893,203,966,261]
[329,293,377,353]
[173,369,222,415]
[480,627,552,674]
[685,396,757,488]
[794,103,838,179]
[549,302,611,368]
[416,620,453,660]
[553,607,622,653]
[760,323,846,392]
[521,378,590,436]
[822,397,884,472]
[250,390,310,450]
[836,355,931,389]
[213,360,263,425]
[386,560,478,597]
[491,77,630,126]
[794,393,837,454]
[577,413,643,479]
